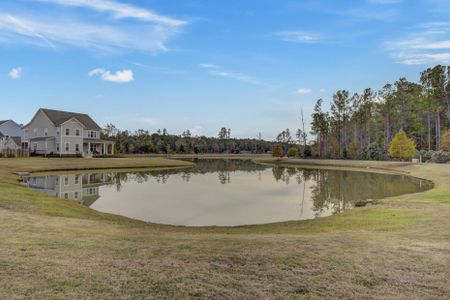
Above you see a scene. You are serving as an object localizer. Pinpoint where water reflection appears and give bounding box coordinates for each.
[24,159,433,226]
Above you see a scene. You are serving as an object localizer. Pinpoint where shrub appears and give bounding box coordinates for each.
[272,144,284,158]
[361,143,385,160]
[389,130,416,160]
[417,149,435,162]
[431,151,450,163]
[287,147,299,157]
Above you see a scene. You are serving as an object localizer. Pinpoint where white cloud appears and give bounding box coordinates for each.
[276,31,321,44]
[0,1,186,53]
[8,67,22,79]
[385,22,450,64]
[296,88,313,95]
[38,0,186,27]
[89,68,134,83]
[319,88,326,93]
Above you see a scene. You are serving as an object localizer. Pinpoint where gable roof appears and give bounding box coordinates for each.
[10,136,22,146]
[38,108,102,130]
[0,120,11,126]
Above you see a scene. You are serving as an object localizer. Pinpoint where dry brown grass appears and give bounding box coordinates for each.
[0,157,449,299]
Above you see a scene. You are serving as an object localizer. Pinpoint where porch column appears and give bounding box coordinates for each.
[103,143,105,155]
[88,142,91,155]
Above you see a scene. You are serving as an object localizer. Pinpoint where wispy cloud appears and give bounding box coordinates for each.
[367,0,402,4]
[207,70,261,85]
[276,31,322,44]
[37,0,186,26]
[8,67,23,79]
[296,88,313,95]
[199,64,261,85]
[385,22,450,64]
[89,68,134,83]
[199,63,219,69]
[0,1,186,53]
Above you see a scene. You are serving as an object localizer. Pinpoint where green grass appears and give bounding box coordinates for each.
[0,157,450,299]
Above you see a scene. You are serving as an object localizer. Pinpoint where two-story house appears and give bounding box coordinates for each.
[0,120,25,151]
[23,108,114,156]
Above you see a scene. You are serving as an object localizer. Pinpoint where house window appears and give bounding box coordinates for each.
[76,129,80,136]
[56,143,60,152]
[65,143,70,152]
[75,144,80,152]
[64,176,69,186]
[44,128,48,136]
[65,128,70,136]
[74,192,78,199]
[64,193,69,199]
[75,176,79,185]
[33,143,37,151]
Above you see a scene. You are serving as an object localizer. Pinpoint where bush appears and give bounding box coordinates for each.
[360,143,385,160]
[287,147,299,157]
[389,130,416,160]
[431,151,450,163]
[272,144,284,158]
[417,149,435,162]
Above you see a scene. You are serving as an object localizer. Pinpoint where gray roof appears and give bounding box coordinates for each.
[11,136,22,146]
[40,108,102,130]
[0,120,10,126]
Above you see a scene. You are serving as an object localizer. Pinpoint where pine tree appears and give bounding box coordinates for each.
[389,130,416,160]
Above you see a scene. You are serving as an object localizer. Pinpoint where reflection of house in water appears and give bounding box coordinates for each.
[26,173,114,206]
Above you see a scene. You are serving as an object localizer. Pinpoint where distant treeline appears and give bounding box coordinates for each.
[101,126,275,154]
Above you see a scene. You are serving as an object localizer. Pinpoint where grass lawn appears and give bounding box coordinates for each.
[0,157,449,299]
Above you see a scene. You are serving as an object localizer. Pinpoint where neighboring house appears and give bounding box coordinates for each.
[23,108,114,156]
[0,120,25,150]
[3,136,22,150]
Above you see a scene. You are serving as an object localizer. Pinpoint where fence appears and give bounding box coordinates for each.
[0,149,30,158]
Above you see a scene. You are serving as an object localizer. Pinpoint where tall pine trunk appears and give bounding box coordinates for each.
[427,112,432,150]
[436,111,441,150]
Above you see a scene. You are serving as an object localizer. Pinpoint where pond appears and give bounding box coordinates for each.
[24,159,433,226]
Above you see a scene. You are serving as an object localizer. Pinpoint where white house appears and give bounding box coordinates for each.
[23,108,114,156]
[0,120,25,151]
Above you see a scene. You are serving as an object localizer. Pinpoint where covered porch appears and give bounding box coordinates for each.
[83,139,114,156]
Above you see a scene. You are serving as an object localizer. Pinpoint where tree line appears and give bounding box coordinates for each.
[306,65,450,160]
[101,125,275,154]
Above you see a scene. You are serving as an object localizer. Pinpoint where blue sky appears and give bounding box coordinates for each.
[1,0,450,139]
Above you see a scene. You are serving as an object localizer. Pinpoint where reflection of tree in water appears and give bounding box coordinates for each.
[268,167,433,217]
[218,171,231,184]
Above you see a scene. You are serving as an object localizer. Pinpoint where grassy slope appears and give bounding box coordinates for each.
[0,157,449,299]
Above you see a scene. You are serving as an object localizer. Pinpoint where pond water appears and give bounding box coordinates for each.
[25,159,433,226]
